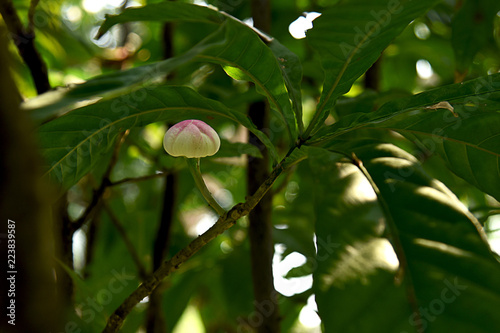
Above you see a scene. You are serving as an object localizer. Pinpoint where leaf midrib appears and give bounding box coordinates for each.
[312,85,500,144]
[196,53,291,139]
[387,127,500,157]
[305,8,390,138]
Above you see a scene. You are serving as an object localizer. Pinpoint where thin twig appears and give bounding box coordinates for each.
[73,132,128,231]
[72,182,106,232]
[103,204,148,280]
[109,172,167,187]
[101,147,296,333]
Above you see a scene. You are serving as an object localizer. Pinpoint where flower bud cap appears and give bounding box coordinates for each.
[163,119,220,158]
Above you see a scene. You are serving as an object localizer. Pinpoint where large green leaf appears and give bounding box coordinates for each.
[451,0,500,76]
[310,143,500,333]
[376,104,500,203]
[311,73,500,142]
[96,3,298,141]
[305,0,440,137]
[269,39,304,134]
[38,86,277,192]
[310,74,500,201]
[194,19,298,142]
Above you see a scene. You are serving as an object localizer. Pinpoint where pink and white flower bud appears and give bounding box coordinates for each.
[163,119,220,158]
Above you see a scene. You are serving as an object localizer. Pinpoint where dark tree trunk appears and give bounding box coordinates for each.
[145,13,177,332]
[247,0,281,331]
[0,27,62,332]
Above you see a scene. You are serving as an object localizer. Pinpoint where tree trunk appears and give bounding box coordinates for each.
[0,27,62,332]
[247,0,281,331]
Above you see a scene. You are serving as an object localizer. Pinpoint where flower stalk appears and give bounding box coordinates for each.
[186,157,225,216]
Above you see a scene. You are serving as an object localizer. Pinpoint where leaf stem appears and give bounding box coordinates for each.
[186,157,225,216]
[102,147,295,333]
[73,132,127,231]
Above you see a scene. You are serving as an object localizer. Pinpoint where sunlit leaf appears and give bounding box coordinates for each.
[305,0,440,137]
[31,15,299,144]
[195,19,298,142]
[311,74,500,201]
[96,2,224,39]
[311,143,500,333]
[97,3,299,141]
[376,104,500,202]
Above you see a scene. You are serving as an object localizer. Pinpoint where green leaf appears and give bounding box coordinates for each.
[31,17,298,143]
[451,0,500,76]
[54,258,91,294]
[273,155,318,260]
[38,85,277,192]
[196,19,298,142]
[311,73,500,143]
[162,268,203,331]
[214,139,263,159]
[96,1,225,39]
[311,143,500,333]
[269,39,304,134]
[97,3,298,142]
[305,0,440,137]
[282,145,311,169]
[309,74,500,201]
[376,104,500,203]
